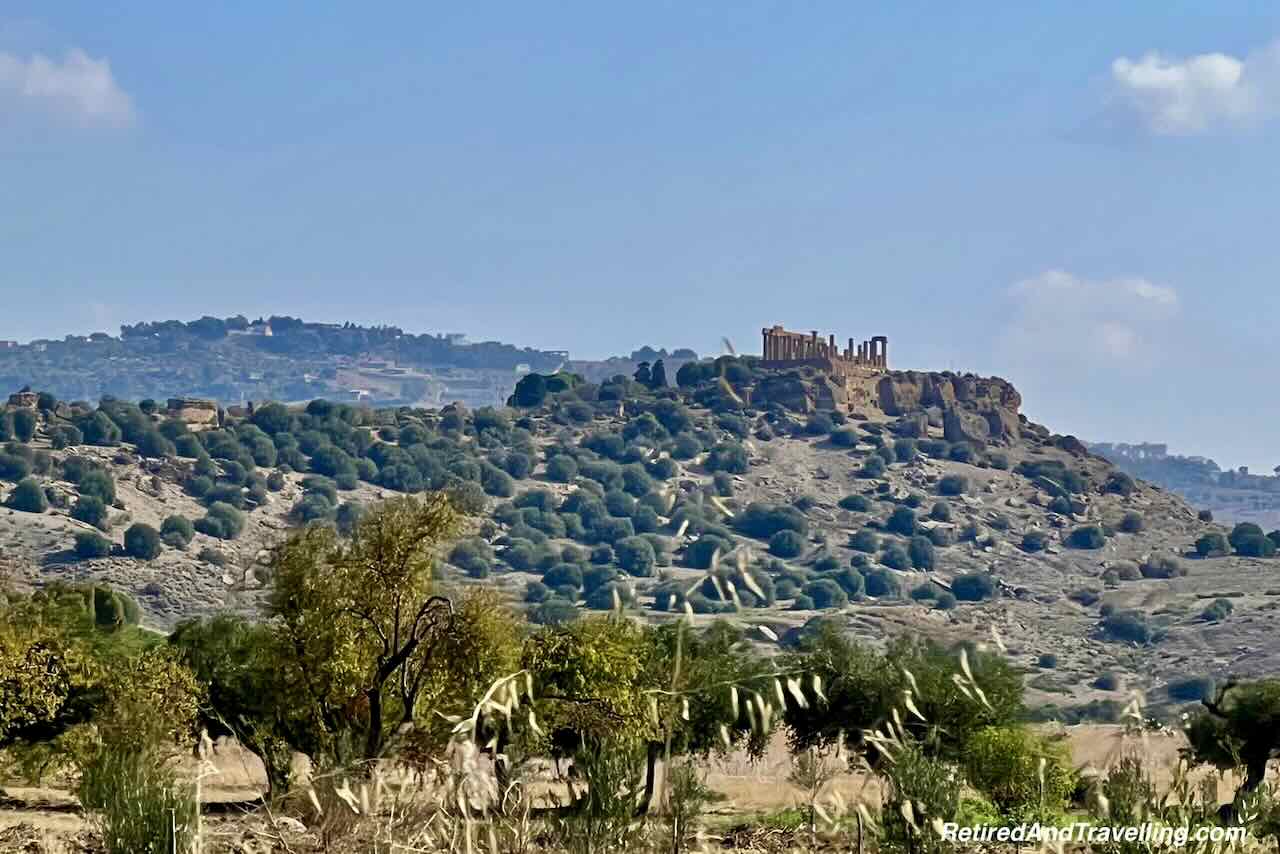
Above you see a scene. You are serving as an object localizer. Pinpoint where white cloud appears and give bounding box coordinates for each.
[1001,270,1179,367]
[1107,40,1280,135]
[0,48,134,127]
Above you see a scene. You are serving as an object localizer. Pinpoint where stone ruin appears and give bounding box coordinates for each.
[753,327,1023,444]
[761,325,888,372]
[6,390,38,409]
[165,397,220,430]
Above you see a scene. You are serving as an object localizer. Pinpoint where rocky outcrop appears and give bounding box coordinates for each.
[944,408,991,445]
[166,397,219,429]
[752,372,849,413]
[878,372,1023,446]
[878,371,1020,416]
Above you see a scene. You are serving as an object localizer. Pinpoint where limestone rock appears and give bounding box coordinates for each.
[944,407,990,445]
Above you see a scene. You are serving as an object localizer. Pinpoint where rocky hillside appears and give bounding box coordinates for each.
[1091,440,1280,529]
[0,361,1273,721]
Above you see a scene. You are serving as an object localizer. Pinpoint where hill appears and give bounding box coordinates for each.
[0,314,571,409]
[0,357,1272,722]
[1090,440,1280,529]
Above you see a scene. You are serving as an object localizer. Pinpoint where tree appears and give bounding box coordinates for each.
[78,470,116,505]
[1066,525,1105,549]
[72,496,110,530]
[12,409,37,443]
[7,477,47,513]
[1187,679,1280,796]
[160,515,195,548]
[886,506,916,536]
[650,359,668,389]
[1195,532,1229,557]
[769,530,805,558]
[75,531,112,559]
[964,725,1075,820]
[616,536,656,577]
[633,361,652,386]
[123,523,162,560]
[266,493,464,764]
[511,373,549,408]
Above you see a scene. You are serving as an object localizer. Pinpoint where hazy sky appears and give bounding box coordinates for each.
[3,3,1280,469]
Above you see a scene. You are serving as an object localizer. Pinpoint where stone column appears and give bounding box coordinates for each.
[873,335,888,368]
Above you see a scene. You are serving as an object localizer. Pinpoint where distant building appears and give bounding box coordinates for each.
[7,391,38,408]
[0,341,17,349]
[229,322,273,337]
[445,333,468,345]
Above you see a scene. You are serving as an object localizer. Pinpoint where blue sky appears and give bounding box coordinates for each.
[3,3,1280,469]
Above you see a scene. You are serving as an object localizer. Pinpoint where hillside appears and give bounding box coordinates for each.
[1,360,1271,722]
[0,314,571,409]
[1091,440,1280,529]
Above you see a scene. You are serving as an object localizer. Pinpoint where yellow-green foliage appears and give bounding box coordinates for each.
[521,615,655,753]
[963,724,1075,820]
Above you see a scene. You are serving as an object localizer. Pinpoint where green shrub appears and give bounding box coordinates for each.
[194,502,245,540]
[829,427,859,447]
[886,506,916,536]
[1101,610,1154,644]
[1103,471,1137,497]
[160,515,194,548]
[1139,555,1185,579]
[7,477,47,512]
[705,442,749,474]
[1118,511,1144,533]
[792,594,816,610]
[79,470,117,505]
[934,591,957,610]
[11,408,37,443]
[825,567,864,598]
[802,579,848,610]
[543,563,584,589]
[72,496,110,530]
[963,726,1075,821]
[929,501,952,522]
[880,545,910,570]
[1021,530,1049,552]
[864,567,900,597]
[938,474,968,496]
[615,536,656,577]
[1066,525,1105,549]
[450,539,494,578]
[1194,532,1228,557]
[859,455,886,479]
[952,572,996,602]
[1037,653,1058,669]
[839,494,872,513]
[546,455,579,483]
[735,502,808,539]
[849,529,879,553]
[769,530,805,558]
[1093,672,1121,691]
[123,523,162,560]
[74,531,112,559]
[908,535,935,569]
[911,582,942,602]
[1230,523,1276,557]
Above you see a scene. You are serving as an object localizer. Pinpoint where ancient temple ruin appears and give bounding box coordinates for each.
[760,325,887,371]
